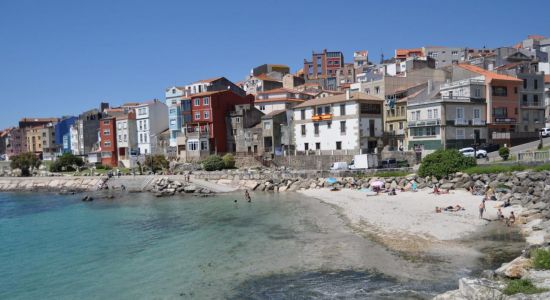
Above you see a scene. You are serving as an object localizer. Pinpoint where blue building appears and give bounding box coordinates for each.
[54,116,77,154]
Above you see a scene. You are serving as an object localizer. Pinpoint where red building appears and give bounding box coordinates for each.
[181,90,253,161]
[99,116,118,167]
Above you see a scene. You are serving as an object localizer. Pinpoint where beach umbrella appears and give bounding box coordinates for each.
[326,177,337,184]
[370,180,385,187]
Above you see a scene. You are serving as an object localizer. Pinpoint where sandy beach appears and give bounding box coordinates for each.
[300,188,523,253]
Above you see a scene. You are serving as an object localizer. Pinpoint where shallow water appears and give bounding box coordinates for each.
[0,191,523,299]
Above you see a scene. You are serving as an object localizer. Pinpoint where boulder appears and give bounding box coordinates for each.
[457,277,505,300]
[523,270,550,290]
[440,182,454,190]
[495,256,532,279]
[183,185,197,193]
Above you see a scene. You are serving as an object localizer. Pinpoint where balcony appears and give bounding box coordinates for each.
[408,119,441,127]
[183,128,210,138]
[521,101,544,108]
[454,119,468,126]
[311,114,332,122]
[494,117,517,124]
[472,119,486,126]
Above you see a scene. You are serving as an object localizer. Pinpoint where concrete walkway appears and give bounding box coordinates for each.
[486,137,550,161]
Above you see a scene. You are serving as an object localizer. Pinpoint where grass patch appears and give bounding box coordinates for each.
[463,164,527,175]
[503,279,548,295]
[533,164,550,172]
[532,248,550,270]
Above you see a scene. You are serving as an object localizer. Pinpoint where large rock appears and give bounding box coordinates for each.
[440,182,454,190]
[495,256,532,279]
[183,185,197,193]
[459,277,505,300]
[507,291,550,300]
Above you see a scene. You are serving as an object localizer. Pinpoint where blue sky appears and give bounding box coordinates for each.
[1,0,549,128]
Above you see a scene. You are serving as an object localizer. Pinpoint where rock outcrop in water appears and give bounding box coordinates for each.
[148,177,212,197]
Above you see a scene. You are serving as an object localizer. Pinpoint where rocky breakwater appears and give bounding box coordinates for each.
[434,170,550,299]
[148,177,213,197]
[0,177,103,193]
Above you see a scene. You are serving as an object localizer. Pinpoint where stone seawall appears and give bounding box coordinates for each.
[0,177,104,192]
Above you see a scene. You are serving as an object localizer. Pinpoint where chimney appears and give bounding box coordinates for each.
[346,89,351,100]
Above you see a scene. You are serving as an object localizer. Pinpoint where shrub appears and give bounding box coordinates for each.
[10,152,41,176]
[202,155,225,171]
[503,279,547,295]
[499,147,510,160]
[50,153,84,172]
[532,248,550,270]
[222,153,236,169]
[144,155,169,173]
[418,149,476,179]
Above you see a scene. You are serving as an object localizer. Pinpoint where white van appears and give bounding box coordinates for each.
[540,128,550,137]
[330,162,348,170]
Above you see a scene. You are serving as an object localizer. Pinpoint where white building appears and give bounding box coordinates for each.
[69,124,80,155]
[255,88,313,115]
[165,86,191,147]
[116,112,138,167]
[135,100,168,155]
[292,91,384,154]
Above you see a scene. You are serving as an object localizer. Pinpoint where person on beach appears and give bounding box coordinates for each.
[411,181,417,192]
[497,208,504,221]
[435,206,442,213]
[388,188,396,196]
[506,211,516,227]
[479,200,486,219]
[121,184,126,191]
[432,185,440,195]
[245,190,251,202]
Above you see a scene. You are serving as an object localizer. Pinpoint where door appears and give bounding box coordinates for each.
[253,145,258,153]
[369,120,375,137]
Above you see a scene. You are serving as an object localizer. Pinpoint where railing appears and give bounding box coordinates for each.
[454,119,468,126]
[408,119,441,127]
[517,150,550,162]
[311,114,332,121]
[494,117,517,124]
[472,119,486,126]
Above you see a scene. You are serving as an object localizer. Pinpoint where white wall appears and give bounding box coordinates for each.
[255,102,288,115]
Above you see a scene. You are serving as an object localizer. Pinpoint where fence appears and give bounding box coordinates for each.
[517,150,550,163]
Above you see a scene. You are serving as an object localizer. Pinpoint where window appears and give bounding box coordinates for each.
[456,107,464,119]
[416,111,420,120]
[535,79,538,89]
[493,107,507,117]
[103,120,110,125]
[410,111,416,121]
[456,128,465,139]
[324,106,330,114]
[340,121,346,133]
[534,95,539,105]
[104,141,111,147]
[433,108,439,119]
[523,79,528,89]
[327,121,332,129]
[427,109,433,119]
[523,94,528,105]
[118,134,122,142]
[203,111,209,119]
[188,141,198,151]
[314,123,319,135]
[340,104,346,116]
[195,112,200,120]
[315,142,320,150]
[474,88,481,98]
[492,86,507,96]
[375,86,380,94]
[259,105,265,111]
[194,99,200,106]
[360,103,381,114]
[514,87,518,94]
[301,109,306,120]
[336,141,342,150]
[474,108,481,119]
[235,117,241,123]
[200,140,208,150]
[304,143,309,151]
[103,129,110,136]
[263,121,271,130]
[301,124,306,136]
[203,97,209,106]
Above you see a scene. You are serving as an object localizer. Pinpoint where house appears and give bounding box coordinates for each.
[407,80,488,153]
[3,127,24,159]
[292,91,384,154]
[228,104,265,154]
[99,116,118,167]
[545,75,550,126]
[254,88,313,115]
[165,86,191,147]
[135,99,168,156]
[116,110,138,168]
[453,64,522,133]
[54,116,77,154]
[251,64,290,77]
[25,122,57,160]
[178,90,254,161]
[303,49,344,90]
[242,73,283,95]
[260,109,292,156]
[75,109,103,155]
[184,77,246,97]
[282,74,305,90]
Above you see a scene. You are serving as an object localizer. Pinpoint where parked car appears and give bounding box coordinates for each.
[539,128,550,137]
[459,147,487,158]
[349,154,378,170]
[0,154,5,161]
[380,158,397,169]
[330,162,348,171]
[478,143,500,153]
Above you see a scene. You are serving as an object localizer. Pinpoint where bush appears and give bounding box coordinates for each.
[10,152,41,176]
[95,164,111,170]
[202,155,225,171]
[532,248,550,270]
[499,147,510,160]
[222,153,236,169]
[50,153,84,172]
[144,155,169,173]
[503,279,547,295]
[418,149,476,179]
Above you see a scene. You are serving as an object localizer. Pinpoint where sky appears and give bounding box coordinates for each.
[1,0,549,129]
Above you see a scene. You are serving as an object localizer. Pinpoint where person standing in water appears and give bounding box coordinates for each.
[245,190,251,202]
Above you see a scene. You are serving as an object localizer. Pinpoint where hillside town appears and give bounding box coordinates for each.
[2,35,550,170]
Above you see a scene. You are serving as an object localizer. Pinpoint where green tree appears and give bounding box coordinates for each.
[202,155,225,171]
[50,153,84,172]
[222,153,236,169]
[499,147,510,161]
[10,152,42,176]
[418,149,476,179]
[144,155,169,173]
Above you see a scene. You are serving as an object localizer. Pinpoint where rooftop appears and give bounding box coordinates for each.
[293,92,383,109]
[193,77,223,84]
[456,64,522,82]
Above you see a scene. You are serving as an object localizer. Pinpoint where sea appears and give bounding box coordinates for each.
[0,191,523,299]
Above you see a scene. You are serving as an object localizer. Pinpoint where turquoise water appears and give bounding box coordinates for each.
[0,192,515,299]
